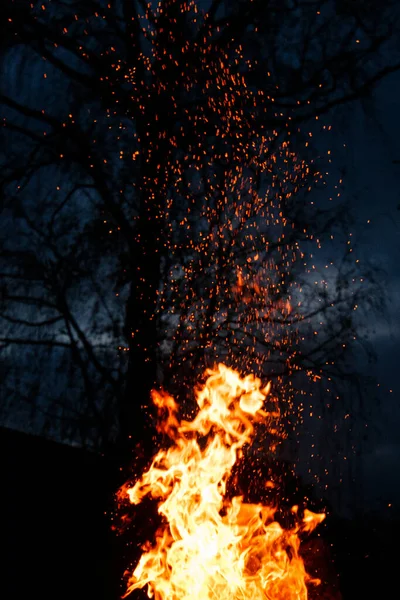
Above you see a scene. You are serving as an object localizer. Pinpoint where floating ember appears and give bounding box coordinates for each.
[120,364,325,599]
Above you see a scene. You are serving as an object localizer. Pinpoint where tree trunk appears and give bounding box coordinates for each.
[116,128,169,474]
[117,221,161,471]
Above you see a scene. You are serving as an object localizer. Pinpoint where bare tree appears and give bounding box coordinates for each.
[0,0,398,466]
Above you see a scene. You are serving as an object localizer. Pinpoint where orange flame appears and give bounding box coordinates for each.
[121,364,324,599]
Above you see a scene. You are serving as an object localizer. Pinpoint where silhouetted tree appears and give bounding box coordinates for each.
[0,0,398,472]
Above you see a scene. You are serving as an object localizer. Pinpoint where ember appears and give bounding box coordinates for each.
[120,364,325,599]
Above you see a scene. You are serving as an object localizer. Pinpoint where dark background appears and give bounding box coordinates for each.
[1,1,400,598]
[2,424,399,599]
[1,426,116,600]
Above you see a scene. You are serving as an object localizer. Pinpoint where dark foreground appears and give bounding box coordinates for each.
[2,427,396,600]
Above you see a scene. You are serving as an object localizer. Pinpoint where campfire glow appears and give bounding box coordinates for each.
[121,364,325,599]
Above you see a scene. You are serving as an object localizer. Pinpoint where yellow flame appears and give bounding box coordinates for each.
[121,364,324,599]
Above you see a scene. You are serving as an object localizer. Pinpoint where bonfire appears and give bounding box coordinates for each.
[119,364,326,600]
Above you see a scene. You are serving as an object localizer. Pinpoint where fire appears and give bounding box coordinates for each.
[121,364,325,599]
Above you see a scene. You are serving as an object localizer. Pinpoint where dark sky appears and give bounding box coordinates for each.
[332,71,400,514]
[2,0,399,518]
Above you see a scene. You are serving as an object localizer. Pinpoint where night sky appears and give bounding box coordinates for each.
[341,71,400,514]
[1,0,399,517]
[300,68,400,515]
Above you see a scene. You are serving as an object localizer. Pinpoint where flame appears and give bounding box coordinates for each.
[121,364,324,599]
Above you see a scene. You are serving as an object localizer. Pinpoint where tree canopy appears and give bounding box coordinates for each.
[0,1,398,482]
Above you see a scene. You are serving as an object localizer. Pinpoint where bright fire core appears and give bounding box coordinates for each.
[121,364,325,599]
